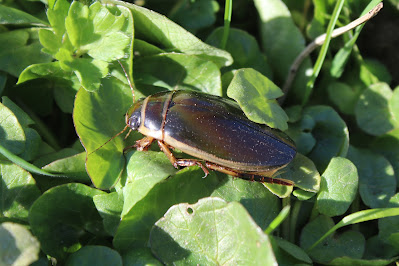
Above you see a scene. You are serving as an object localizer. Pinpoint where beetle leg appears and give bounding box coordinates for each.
[205,162,293,186]
[175,159,210,177]
[157,140,210,176]
[134,136,154,151]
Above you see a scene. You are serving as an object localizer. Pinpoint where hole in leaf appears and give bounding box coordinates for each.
[186,207,193,214]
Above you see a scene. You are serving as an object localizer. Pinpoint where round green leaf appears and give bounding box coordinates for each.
[211,177,280,229]
[29,183,106,260]
[285,114,316,155]
[278,153,320,192]
[304,105,349,172]
[359,59,392,86]
[134,53,222,96]
[73,76,133,189]
[122,248,162,266]
[348,146,396,208]
[371,128,399,186]
[254,0,312,102]
[227,68,288,130]
[0,102,25,156]
[274,237,312,264]
[169,0,217,32]
[118,2,233,67]
[113,168,222,251]
[42,152,91,182]
[327,82,361,115]
[317,157,358,217]
[300,215,365,264]
[0,161,41,221]
[390,86,399,125]
[150,197,277,265]
[355,83,399,136]
[378,194,399,248]
[122,150,177,216]
[93,192,123,236]
[66,246,122,266]
[206,28,272,78]
[0,222,40,266]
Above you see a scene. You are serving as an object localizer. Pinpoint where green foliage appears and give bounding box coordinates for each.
[0,0,398,265]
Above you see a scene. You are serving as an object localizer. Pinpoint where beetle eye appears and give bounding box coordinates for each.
[128,111,141,130]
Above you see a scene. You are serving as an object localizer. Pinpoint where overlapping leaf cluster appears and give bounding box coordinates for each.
[0,0,398,265]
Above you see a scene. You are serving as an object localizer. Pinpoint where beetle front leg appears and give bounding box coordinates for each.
[123,136,154,153]
[134,136,154,151]
[157,140,210,176]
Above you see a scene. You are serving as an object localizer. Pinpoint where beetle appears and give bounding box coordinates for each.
[124,90,296,186]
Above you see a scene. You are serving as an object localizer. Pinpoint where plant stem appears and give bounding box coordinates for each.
[281,2,383,103]
[220,0,232,50]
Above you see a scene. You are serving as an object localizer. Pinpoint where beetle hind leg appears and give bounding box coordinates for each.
[204,162,293,186]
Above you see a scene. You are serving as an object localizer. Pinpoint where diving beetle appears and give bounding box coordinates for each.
[123,90,296,186]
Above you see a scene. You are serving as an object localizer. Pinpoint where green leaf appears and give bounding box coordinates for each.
[0,101,25,156]
[278,153,320,192]
[371,128,399,186]
[65,2,132,62]
[1,97,41,161]
[42,152,91,182]
[364,235,399,261]
[113,168,222,251]
[378,194,399,247]
[211,178,280,230]
[62,58,109,92]
[122,248,162,266]
[1,97,34,127]
[0,30,52,76]
[285,114,316,155]
[46,0,70,37]
[65,246,122,266]
[115,1,232,68]
[169,0,218,32]
[390,86,399,125]
[93,192,123,236]
[206,28,272,78]
[307,0,336,39]
[122,151,177,216]
[355,83,399,136]
[360,59,392,86]
[0,222,40,266]
[254,0,311,102]
[19,128,41,161]
[0,161,41,221]
[227,68,288,130]
[304,105,349,172]
[300,215,365,264]
[348,146,396,208]
[73,75,133,189]
[327,82,362,115]
[309,208,399,253]
[274,237,312,264]
[329,256,398,266]
[150,197,277,265]
[134,53,222,96]
[317,157,358,217]
[29,183,106,260]
[0,5,47,26]
[18,61,72,84]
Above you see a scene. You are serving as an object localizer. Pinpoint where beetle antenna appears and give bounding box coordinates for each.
[117,60,135,104]
[88,125,129,155]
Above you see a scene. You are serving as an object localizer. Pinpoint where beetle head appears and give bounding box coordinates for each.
[125,99,144,131]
